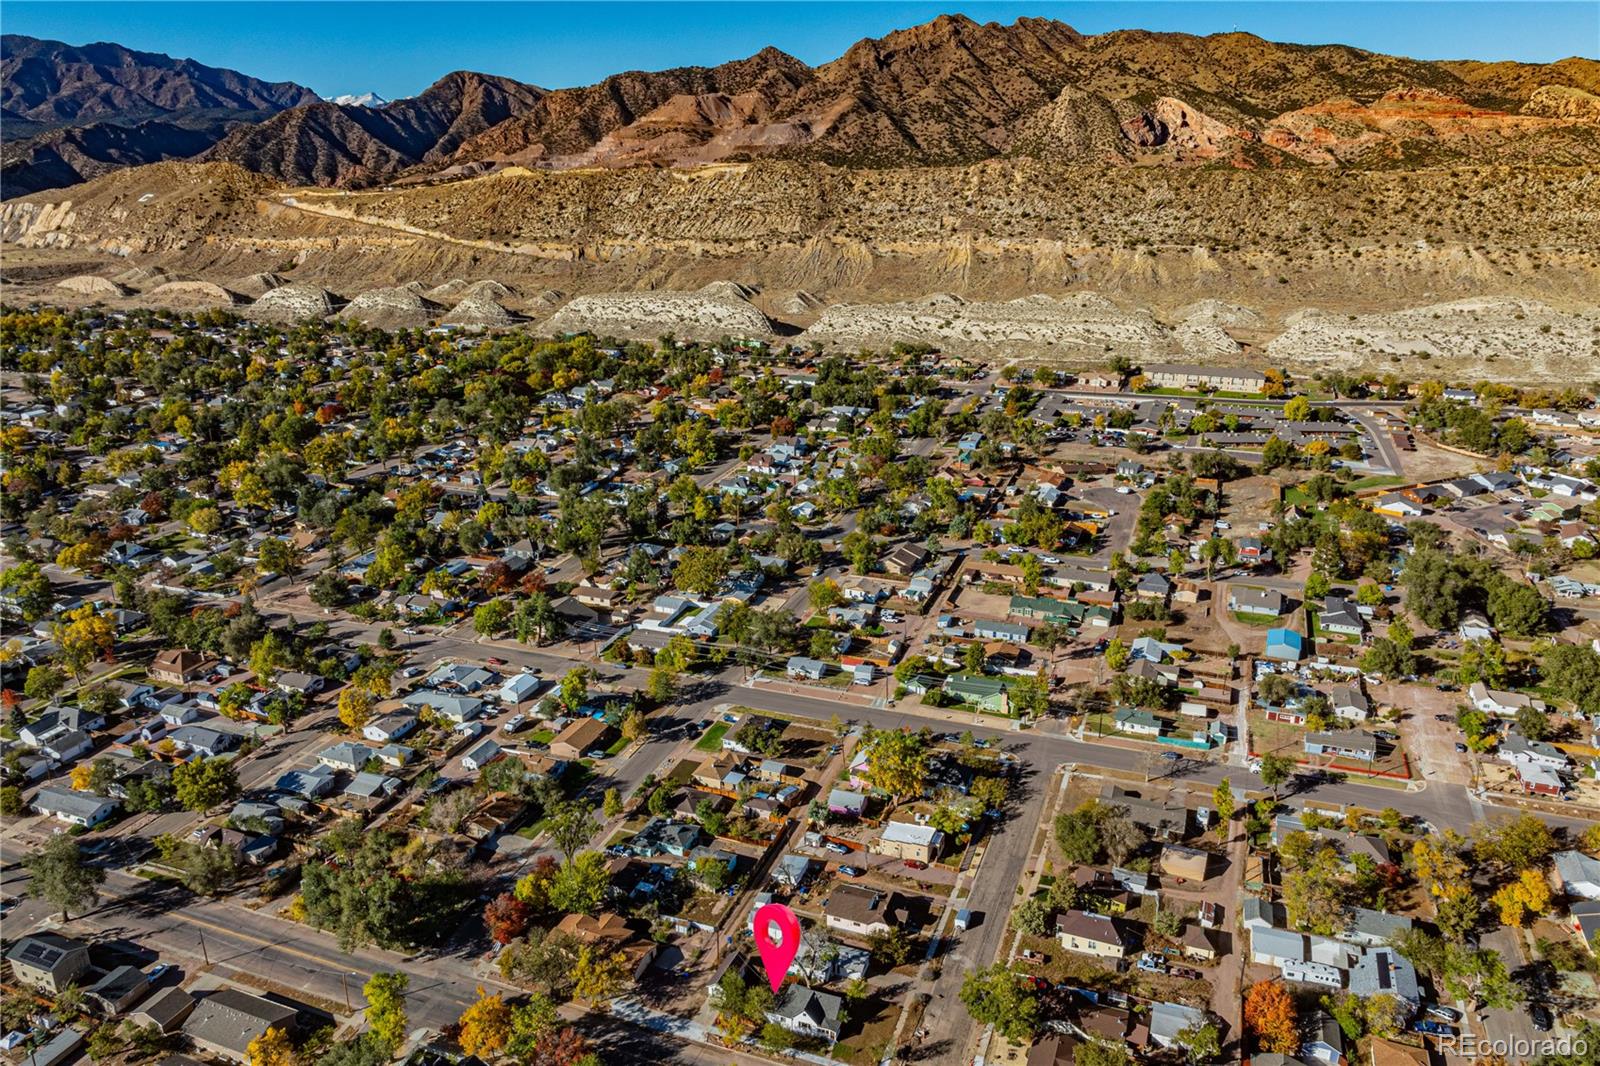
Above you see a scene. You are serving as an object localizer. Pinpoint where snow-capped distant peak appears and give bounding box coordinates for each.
[325,92,388,107]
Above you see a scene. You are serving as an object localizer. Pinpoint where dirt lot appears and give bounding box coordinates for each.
[1217,475,1283,531]
[1404,434,1494,483]
[1377,681,1475,786]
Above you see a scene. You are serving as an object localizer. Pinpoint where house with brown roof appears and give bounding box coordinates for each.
[548,717,616,760]
[693,751,745,791]
[553,911,659,979]
[1056,909,1127,958]
[823,885,911,937]
[150,648,210,686]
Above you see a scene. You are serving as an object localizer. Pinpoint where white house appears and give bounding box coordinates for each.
[32,787,117,828]
[1554,850,1600,900]
[1467,682,1545,716]
[462,739,503,772]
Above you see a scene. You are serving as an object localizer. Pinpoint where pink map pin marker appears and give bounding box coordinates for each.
[753,902,802,993]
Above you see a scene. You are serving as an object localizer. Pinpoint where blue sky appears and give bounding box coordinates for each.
[6,2,1595,100]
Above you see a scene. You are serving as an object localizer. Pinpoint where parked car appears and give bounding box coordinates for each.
[146,963,171,983]
[1455,743,1469,753]
[1531,1005,1554,1032]
[1169,967,1202,981]
[1435,713,1453,722]
[486,657,506,666]
[824,842,850,855]
[1424,1005,1462,1023]
[903,859,928,870]
[584,749,609,760]
[1413,1021,1456,1037]
[1137,953,1166,973]
[839,866,864,877]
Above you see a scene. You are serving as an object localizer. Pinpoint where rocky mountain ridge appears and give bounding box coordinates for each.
[1,34,319,196]
[4,18,1597,195]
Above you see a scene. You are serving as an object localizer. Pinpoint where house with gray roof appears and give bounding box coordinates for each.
[1251,926,1308,967]
[1348,949,1419,1012]
[317,741,375,771]
[183,988,299,1062]
[766,984,844,1043]
[31,787,117,828]
[129,986,195,1033]
[87,965,152,1015]
[1340,906,1413,948]
[1555,850,1600,900]
[1148,1002,1210,1050]
[5,933,90,993]
[274,763,337,799]
[1228,585,1283,617]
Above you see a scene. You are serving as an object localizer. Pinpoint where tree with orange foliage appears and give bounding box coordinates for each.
[1244,979,1299,1056]
[484,892,533,945]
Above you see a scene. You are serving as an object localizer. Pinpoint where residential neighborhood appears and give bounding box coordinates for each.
[3,306,1600,1066]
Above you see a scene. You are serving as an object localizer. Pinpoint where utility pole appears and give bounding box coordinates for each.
[198,928,210,966]
[341,972,352,1013]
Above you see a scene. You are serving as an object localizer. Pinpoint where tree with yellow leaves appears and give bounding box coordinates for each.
[55,541,103,574]
[338,687,372,733]
[1413,831,1480,941]
[1491,868,1553,928]
[247,1026,295,1066]
[1412,833,1470,895]
[53,605,115,683]
[572,944,630,1007]
[457,988,512,1059]
[69,763,94,791]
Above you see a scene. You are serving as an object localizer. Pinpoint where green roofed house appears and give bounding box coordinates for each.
[942,674,1010,714]
[1113,708,1163,736]
[1009,594,1084,626]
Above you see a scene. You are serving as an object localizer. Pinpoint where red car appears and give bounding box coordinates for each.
[486,657,506,666]
[903,860,928,870]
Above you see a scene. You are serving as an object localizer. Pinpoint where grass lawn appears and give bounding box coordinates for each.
[528,729,555,745]
[1283,487,1317,508]
[694,723,730,752]
[1231,611,1279,627]
[604,734,630,756]
[665,759,696,786]
[1083,711,1170,743]
[1347,474,1409,492]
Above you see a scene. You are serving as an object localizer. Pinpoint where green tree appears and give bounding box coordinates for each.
[673,547,727,597]
[363,972,409,1053]
[858,728,930,799]
[24,835,105,919]
[547,801,598,861]
[1212,778,1235,830]
[473,599,511,637]
[959,965,1039,1043]
[0,562,55,622]
[548,852,611,915]
[171,757,240,812]
[1176,1021,1222,1064]
[1103,637,1131,672]
[1259,754,1295,799]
